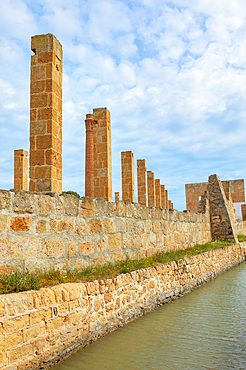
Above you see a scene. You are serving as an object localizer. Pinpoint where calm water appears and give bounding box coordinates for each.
[53,262,246,370]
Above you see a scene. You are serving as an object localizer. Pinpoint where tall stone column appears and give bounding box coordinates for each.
[29,33,63,193]
[165,189,168,209]
[115,192,120,201]
[121,151,134,203]
[155,179,161,208]
[93,108,112,201]
[14,150,28,191]
[147,171,156,207]
[161,185,166,209]
[85,114,94,197]
[137,159,147,206]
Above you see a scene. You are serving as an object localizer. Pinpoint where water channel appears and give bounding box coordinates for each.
[53,261,246,370]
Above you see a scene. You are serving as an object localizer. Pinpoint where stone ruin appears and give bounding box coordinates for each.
[13,33,174,211]
[7,33,245,244]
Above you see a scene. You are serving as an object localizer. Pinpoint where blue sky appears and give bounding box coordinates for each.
[1,0,246,210]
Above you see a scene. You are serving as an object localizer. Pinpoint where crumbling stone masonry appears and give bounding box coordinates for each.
[14,150,28,191]
[186,179,245,213]
[137,159,147,206]
[208,174,238,243]
[29,33,63,193]
[0,243,244,370]
[147,171,156,208]
[85,114,94,197]
[155,179,161,208]
[121,151,134,203]
[0,189,211,271]
[93,108,112,201]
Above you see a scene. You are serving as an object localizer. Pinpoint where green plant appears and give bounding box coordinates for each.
[237,235,246,242]
[62,191,80,198]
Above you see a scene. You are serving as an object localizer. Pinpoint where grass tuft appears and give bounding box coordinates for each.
[237,235,246,242]
[0,239,234,295]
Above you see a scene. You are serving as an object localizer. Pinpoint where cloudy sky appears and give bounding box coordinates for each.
[0,0,246,210]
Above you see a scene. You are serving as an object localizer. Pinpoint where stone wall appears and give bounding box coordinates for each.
[0,189,211,272]
[0,243,244,370]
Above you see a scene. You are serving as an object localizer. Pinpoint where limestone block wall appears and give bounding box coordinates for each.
[0,243,244,370]
[0,189,211,271]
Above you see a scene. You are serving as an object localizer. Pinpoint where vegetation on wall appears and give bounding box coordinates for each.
[0,239,235,295]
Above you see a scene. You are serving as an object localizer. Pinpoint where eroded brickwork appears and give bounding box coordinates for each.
[208,174,238,243]
[155,179,161,208]
[137,159,147,206]
[121,151,134,203]
[85,114,94,197]
[93,108,112,201]
[29,33,63,193]
[0,243,244,370]
[14,150,28,191]
[147,171,156,207]
[0,189,211,271]
[186,179,245,212]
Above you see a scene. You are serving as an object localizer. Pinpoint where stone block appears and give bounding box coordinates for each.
[8,343,35,364]
[62,194,79,216]
[0,190,11,210]
[0,214,8,233]
[13,191,34,214]
[2,314,29,334]
[81,197,94,217]
[36,219,47,234]
[106,202,116,216]
[97,237,107,252]
[95,198,106,215]
[108,233,121,251]
[23,321,46,342]
[116,218,126,232]
[88,218,102,234]
[0,331,23,351]
[41,237,65,257]
[116,201,126,217]
[30,307,52,325]
[122,234,131,249]
[10,216,32,232]
[37,194,52,215]
[68,241,78,257]
[75,219,87,235]
[103,218,116,233]
[80,242,95,254]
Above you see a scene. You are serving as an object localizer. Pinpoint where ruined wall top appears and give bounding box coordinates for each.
[31,33,62,61]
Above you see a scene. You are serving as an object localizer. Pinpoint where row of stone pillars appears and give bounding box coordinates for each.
[12,32,173,210]
[119,151,173,209]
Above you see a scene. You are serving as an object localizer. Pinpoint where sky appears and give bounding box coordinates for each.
[1,0,246,211]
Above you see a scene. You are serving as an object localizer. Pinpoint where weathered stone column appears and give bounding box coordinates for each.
[147,171,156,207]
[165,189,168,209]
[121,151,134,203]
[85,114,94,197]
[14,150,28,190]
[161,185,166,209]
[155,179,161,208]
[241,204,246,221]
[137,159,147,206]
[115,192,120,201]
[29,33,63,193]
[93,108,112,201]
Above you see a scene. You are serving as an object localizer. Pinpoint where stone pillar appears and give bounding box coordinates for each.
[161,185,166,209]
[85,114,94,197]
[147,171,156,207]
[29,33,63,193]
[165,190,168,209]
[115,192,120,201]
[241,204,246,221]
[121,151,134,203]
[93,108,112,201]
[14,150,28,190]
[155,179,161,208]
[168,200,172,210]
[137,159,147,206]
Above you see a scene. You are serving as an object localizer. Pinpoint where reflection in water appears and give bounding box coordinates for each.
[53,262,246,370]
